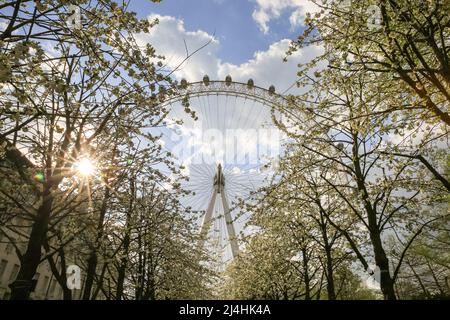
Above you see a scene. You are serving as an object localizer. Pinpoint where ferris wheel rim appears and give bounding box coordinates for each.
[157,78,290,109]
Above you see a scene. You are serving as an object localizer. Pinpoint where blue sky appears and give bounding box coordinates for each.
[134,0,324,175]
[133,0,323,186]
[127,0,323,255]
[130,0,323,94]
[129,0,302,65]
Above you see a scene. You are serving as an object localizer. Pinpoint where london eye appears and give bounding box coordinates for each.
[154,75,289,267]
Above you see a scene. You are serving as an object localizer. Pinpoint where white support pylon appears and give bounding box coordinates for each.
[199,164,239,259]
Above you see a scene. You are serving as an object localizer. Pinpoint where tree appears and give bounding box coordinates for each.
[272,63,448,299]
[391,200,450,299]
[289,0,450,125]
[117,179,215,300]
[0,0,174,299]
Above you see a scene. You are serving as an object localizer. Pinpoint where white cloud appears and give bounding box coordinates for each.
[218,40,323,92]
[289,8,307,29]
[251,0,320,34]
[138,14,323,190]
[136,14,323,94]
[383,122,447,150]
[136,15,220,82]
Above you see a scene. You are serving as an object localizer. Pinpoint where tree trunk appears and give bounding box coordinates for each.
[115,230,132,299]
[82,251,98,300]
[92,263,108,299]
[62,287,72,300]
[301,247,312,300]
[9,188,53,300]
[116,178,135,300]
[324,246,336,300]
[318,209,336,300]
[370,230,397,300]
[46,248,72,300]
[352,132,396,300]
[82,187,110,300]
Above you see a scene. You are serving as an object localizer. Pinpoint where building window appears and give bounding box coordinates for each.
[5,243,14,254]
[49,279,57,297]
[9,264,19,283]
[31,272,40,293]
[18,241,27,252]
[4,241,14,255]
[41,275,49,295]
[0,259,8,280]
[3,291,10,300]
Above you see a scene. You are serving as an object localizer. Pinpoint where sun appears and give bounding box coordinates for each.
[75,157,96,177]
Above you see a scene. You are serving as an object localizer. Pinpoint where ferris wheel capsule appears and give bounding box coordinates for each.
[269,85,276,95]
[180,78,188,89]
[203,75,210,86]
[247,79,254,89]
[225,75,232,86]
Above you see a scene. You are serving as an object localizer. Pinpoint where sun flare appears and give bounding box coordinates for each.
[75,157,96,177]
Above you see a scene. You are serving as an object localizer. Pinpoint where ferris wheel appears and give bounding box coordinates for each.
[155,75,289,266]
